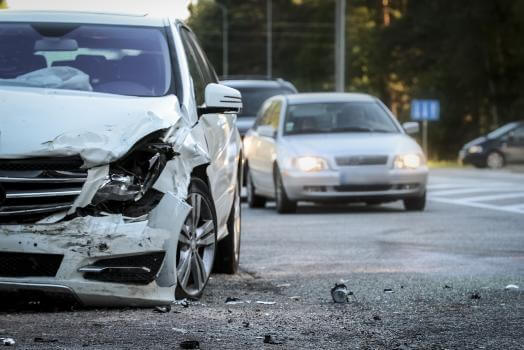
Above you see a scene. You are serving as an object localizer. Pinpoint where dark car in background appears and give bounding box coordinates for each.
[459,121,524,169]
[221,77,298,136]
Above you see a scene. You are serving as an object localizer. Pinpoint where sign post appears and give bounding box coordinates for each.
[410,99,440,157]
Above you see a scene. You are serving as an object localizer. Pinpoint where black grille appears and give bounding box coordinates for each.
[0,157,87,224]
[334,184,393,192]
[336,155,388,166]
[0,157,84,171]
[83,252,166,285]
[0,252,63,277]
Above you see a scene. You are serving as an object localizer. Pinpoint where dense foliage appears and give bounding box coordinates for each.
[188,0,523,159]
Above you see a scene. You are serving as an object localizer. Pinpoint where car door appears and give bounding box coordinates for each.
[504,125,524,163]
[249,99,282,196]
[179,27,238,237]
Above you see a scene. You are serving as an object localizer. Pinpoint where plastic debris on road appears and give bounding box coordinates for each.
[505,284,519,290]
[263,335,283,345]
[154,305,171,313]
[179,340,200,349]
[471,292,481,300]
[331,283,350,303]
[256,301,276,305]
[225,297,245,305]
[384,288,395,293]
[0,338,15,346]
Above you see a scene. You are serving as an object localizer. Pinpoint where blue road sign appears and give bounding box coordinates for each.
[411,99,440,121]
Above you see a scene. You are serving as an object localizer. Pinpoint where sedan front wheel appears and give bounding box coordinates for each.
[176,178,217,299]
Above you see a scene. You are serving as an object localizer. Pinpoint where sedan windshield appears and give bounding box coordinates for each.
[487,122,519,139]
[0,23,172,97]
[284,102,399,135]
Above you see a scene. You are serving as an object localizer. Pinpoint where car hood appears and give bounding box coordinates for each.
[280,132,423,158]
[0,87,182,167]
[462,136,487,150]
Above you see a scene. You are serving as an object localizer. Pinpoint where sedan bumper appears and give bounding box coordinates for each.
[281,166,428,202]
[0,193,190,307]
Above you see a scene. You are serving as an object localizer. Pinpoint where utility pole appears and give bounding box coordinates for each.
[335,0,346,92]
[215,2,228,78]
[266,0,273,79]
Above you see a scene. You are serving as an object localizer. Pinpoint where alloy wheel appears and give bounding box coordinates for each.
[486,152,504,169]
[177,192,216,297]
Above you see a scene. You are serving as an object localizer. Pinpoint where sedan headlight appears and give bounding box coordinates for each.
[294,156,328,172]
[468,145,483,154]
[394,154,423,169]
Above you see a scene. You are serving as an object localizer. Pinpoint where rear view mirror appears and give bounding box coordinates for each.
[199,83,242,116]
[257,125,276,138]
[35,38,78,51]
[403,122,420,135]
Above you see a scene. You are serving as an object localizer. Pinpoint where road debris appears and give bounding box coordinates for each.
[154,305,172,313]
[242,321,250,328]
[0,338,15,346]
[383,288,394,293]
[172,328,188,334]
[174,299,189,308]
[444,285,453,289]
[373,315,382,321]
[225,297,245,305]
[504,284,519,290]
[276,283,291,288]
[290,296,301,301]
[34,337,58,343]
[471,292,481,300]
[179,340,200,349]
[263,335,283,345]
[331,283,350,303]
[256,301,276,305]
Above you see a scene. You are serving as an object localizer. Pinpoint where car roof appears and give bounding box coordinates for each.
[0,10,169,27]
[284,92,377,105]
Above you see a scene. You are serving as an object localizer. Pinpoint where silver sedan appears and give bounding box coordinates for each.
[243,93,428,213]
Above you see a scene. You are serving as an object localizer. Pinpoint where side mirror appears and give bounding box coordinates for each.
[199,83,242,116]
[257,125,276,138]
[403,122,420,135]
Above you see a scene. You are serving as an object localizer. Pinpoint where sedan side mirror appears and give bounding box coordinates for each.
[199,83,242,116]
[403,122,420,135]
[257,125,276,138]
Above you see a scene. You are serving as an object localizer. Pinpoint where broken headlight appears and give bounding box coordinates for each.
[87,133,177,217]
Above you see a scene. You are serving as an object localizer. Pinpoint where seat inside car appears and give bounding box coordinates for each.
[117,53,165,95]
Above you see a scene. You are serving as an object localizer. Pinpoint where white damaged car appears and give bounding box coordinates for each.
[0,11,243,306]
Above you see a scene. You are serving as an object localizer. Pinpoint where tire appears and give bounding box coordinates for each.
[486,151,505,169]
[274,168,297,214]
[214,183,241,274]
[403,192,426,211]
[246,167,266,208]
[175,178,217,300]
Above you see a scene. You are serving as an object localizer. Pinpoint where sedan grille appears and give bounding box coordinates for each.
[0,157,87,224]
[336,155,388,166]
[0,252,64,277]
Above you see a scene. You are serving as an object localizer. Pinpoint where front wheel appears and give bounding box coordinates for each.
[274,169,297,214]
[403,192,426,211]
[486,151,505,169]
[175,178,217,299]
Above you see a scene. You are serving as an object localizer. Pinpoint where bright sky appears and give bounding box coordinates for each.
[6,0,192,19]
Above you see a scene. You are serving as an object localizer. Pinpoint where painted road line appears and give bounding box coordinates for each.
[429,187,514,197]
[429,197,524,214]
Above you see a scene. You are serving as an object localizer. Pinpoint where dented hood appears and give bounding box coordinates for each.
[0,87,182,167]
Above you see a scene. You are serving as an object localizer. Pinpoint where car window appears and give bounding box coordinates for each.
[487,122,519,139]
[180,28,207,106]
[283,102,399,135]
[512,126,524,141]
[185,30,218,84]
[0,23,172,97]
[257,100,282,130]
[234,86,294,118]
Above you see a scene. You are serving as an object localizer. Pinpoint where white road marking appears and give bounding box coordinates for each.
[428,172,524,214]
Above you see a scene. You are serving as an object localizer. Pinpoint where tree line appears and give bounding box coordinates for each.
[188,0,524,159]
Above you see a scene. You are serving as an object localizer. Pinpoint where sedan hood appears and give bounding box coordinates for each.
[462,136,487,150]
[281,132,422,158]
[0,87,182,167]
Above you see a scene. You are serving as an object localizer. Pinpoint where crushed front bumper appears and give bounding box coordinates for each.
[281,166,428,202]
[0,193,190,307]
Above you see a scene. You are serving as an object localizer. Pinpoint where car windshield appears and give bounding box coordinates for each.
[284,101,399,135]
[487,122,519,139]
[0,23,172,97]
[236,86,294,117]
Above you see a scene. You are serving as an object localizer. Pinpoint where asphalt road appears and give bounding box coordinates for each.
[1,168,523,349]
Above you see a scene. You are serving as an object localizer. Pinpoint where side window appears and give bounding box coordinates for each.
[186,31,219,84]
[513,126,524,142]
[180,29,206,106]
[254,100,273,128]
[268,101,282,129]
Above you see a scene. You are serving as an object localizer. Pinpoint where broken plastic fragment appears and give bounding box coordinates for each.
[225,297,244,305]
[383,288,394,293]
[179,340,200,349]
[256,301,276,305]
[470,292,481,300]
[331,283,349,303]
[0,338,15,346]
[154,305,171,313]
[505,284,519,290]
[263,335,283,345]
